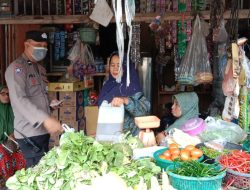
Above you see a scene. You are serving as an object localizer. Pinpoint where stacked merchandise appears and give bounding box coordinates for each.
[59,90,86,133]
[54,31,66,61]
[47,79,92,146]
[131,23,141,67]
[0,0,11,17]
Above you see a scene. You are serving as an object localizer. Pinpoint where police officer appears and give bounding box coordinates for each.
[5,30,63,167]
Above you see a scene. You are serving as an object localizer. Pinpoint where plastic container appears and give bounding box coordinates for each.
[153,148,204,170]
[166,165,226,190]
[134,116,160,129]
[243,140,250,153]
[79,28,96,44]
[181,118,205,136]
[95,123,123,143]
[96,103,124,143]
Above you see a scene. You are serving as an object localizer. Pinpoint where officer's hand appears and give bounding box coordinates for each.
[49,99,63,110]
[43,117,63,135]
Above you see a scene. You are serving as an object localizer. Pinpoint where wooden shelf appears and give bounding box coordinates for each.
[90,73,107,77]
[46,72,64,77]
[47,72,107,77]
[159,91,212,95]
[0,9,249,25]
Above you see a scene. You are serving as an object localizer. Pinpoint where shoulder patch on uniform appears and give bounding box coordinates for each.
[14,64,24,75]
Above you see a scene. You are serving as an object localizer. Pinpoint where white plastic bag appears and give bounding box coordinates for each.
[96,101,124,142]
[200,117,247,143]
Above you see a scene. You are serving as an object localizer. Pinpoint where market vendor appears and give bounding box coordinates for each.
[156,92,199,144]
[0,84,26,187]
[97,51,150,136]
[5,30,63,168]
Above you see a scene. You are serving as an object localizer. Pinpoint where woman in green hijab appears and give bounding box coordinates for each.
[0,84,14,143]
[156,92,199,144]
[0,84,26,187]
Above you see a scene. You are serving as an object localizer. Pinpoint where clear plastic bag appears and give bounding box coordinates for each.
[177,15,213,85]
[213,19,228,43]
[200,117,247,144]
[67,38,82,63]
[239,43,250,88]
[68,39,95,65]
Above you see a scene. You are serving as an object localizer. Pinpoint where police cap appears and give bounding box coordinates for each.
[25,31,48,42]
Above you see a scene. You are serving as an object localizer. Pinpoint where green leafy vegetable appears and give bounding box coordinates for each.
[6,131,159,190]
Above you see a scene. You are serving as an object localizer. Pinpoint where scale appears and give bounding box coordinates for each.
[135,116,160,147]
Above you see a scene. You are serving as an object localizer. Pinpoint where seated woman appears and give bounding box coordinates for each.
[98,52,150,136]
[0,84,26,187]
[156,92,199,143]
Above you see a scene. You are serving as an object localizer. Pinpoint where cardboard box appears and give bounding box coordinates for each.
[48,81,85,92]
[61,119,86,133]
[59,106,84,121]
[59,91,83,107]
[84,106,98,136]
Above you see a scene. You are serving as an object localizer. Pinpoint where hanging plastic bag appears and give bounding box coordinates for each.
[239,43,250,88]
[213,19,228,43]
[177,15,213,85]
[68,39,95,65]
[68,40,95,80]
[67,38,82,63]
[81,43,95,65]
[222,59,238,96]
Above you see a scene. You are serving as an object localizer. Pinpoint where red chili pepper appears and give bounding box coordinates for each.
[218,151,250,174]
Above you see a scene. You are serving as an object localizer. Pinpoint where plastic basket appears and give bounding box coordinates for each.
[243,140,250,153]
[79,28,96,44]
[167,165,226,190]
[153,148,204,170]
[224,168,250,189]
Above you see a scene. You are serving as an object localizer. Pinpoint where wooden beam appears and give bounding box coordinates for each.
[134,9,250,22]
[0,15,92,25]
[0,9,249,25]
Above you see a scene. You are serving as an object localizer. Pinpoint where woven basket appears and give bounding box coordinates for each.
[224,169,250,189]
